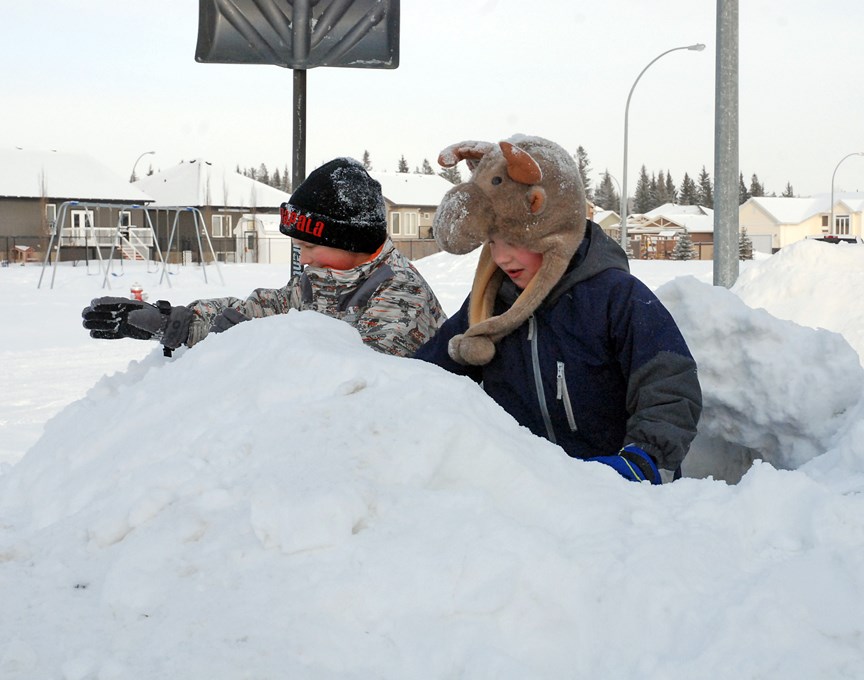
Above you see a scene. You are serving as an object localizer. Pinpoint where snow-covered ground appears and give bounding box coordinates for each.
[2,242,864,679]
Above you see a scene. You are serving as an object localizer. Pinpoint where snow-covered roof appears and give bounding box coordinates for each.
[747,197,823,225]
[644,203,709,218]
[0,147,153,202]
[639,204,715,233]
[134,159,292,209]
[368,171,453,208]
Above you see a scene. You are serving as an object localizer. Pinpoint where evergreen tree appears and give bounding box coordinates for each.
[272,168,281,190]
[633,165,653,214]
[665,171,677,204]
[421,158,434,175]
[593,170,620,211]
[258,163,270,186]
[439,166,462,185]
[282,165,291,192]
[655,170,668,206]
[781,182,795,198]
[697,166,713,208]
[738,173,751,204]
[679,172,698,205]
[670,229,696,260]
[739,227,754,260]
[749,173,765,198]
[397,155,409,173]
[574,146,594,201]
[362,150,372,170]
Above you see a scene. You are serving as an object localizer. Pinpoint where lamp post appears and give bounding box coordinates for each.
[130,151,155,182]
[829,151,864,235]
[619,43,705,254]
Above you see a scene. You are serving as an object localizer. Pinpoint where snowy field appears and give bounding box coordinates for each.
[2,241,864,679]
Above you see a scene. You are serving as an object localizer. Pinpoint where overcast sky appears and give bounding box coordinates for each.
[2,0,863,197]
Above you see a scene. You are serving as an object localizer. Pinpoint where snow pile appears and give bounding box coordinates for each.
[658,275,864,482]
[2,242,864,678]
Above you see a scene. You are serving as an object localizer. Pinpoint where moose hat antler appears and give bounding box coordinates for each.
[432,135,587,366]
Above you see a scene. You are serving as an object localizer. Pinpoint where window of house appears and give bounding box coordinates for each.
[402,212,418,237]
[71,209,94,232]
[821,215,829,229]
[119,211,132,228]
[212,214,232,237]
[45,203,57,225]
[834,215,850,235]
[390,212,401,235]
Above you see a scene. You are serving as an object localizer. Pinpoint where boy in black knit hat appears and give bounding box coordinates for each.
[82,158,446,357]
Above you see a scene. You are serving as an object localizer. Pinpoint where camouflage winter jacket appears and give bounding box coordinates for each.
[184,239,446,357]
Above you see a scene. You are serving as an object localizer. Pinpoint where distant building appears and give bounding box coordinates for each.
[739,194,864,253]
[134,159,292,264]
[369,171,454,259]
[0,147,152,263]
[625,203,715,260]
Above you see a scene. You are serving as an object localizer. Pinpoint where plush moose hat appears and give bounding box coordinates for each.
[432,135,587,366]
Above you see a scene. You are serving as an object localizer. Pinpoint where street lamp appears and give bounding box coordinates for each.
[619,43,705,253]
[130,151,155,182]
[829,151,864,235]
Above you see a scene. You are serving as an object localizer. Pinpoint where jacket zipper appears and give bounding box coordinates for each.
[529,315,557,443]
[556,362,578,432]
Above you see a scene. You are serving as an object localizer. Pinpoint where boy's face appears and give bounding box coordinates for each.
[488,238,543,290]
[297,241,370,270]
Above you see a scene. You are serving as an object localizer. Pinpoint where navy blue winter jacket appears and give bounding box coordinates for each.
[414,221,702,471]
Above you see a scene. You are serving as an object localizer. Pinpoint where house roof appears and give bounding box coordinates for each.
[134,159,292,209]
[745,193,864,225]
[0,147,152,203]
[746,197,823,225]
[638,204,714,233]
[368,171,453,208]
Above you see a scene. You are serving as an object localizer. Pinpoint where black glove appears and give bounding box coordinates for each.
[82,297,193,350]
[210,307,250,334]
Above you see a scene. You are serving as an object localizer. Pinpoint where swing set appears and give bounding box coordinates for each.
[38,201,225,290]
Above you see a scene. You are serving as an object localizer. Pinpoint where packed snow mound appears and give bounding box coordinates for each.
[657,276,864,482]
[2,308,864,677]
[732,239,864,361]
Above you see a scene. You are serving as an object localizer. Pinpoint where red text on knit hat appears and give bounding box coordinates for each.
[280,206,325,238]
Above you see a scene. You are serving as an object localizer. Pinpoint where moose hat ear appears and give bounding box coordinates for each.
[500,141,542,185]
[438,140,495,172]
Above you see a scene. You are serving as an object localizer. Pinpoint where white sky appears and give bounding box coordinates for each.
[2,1,864,196]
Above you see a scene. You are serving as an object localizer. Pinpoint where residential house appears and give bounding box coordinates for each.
[133,159,292,264]
[738,193,864,253]
[369,171,454,259]
[590,208,622,238]
[0,147,153,264]
[626,204,714,260]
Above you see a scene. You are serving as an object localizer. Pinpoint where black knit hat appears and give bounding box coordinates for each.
[280,157,388,253]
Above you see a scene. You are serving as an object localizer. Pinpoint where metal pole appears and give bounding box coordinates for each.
[291,69,307,278]
[713,0,739,287]
[620,43,705,254]
[130,151,155,182]
[829,152,864,235]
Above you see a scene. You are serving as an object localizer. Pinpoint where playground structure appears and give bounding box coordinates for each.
[38,201,224,290]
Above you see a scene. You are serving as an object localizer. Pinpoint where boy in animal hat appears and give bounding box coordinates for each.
[414,135,702,483]
[83,157,445,357]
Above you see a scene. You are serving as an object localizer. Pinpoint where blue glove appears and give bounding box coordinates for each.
[588,444,661,485]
